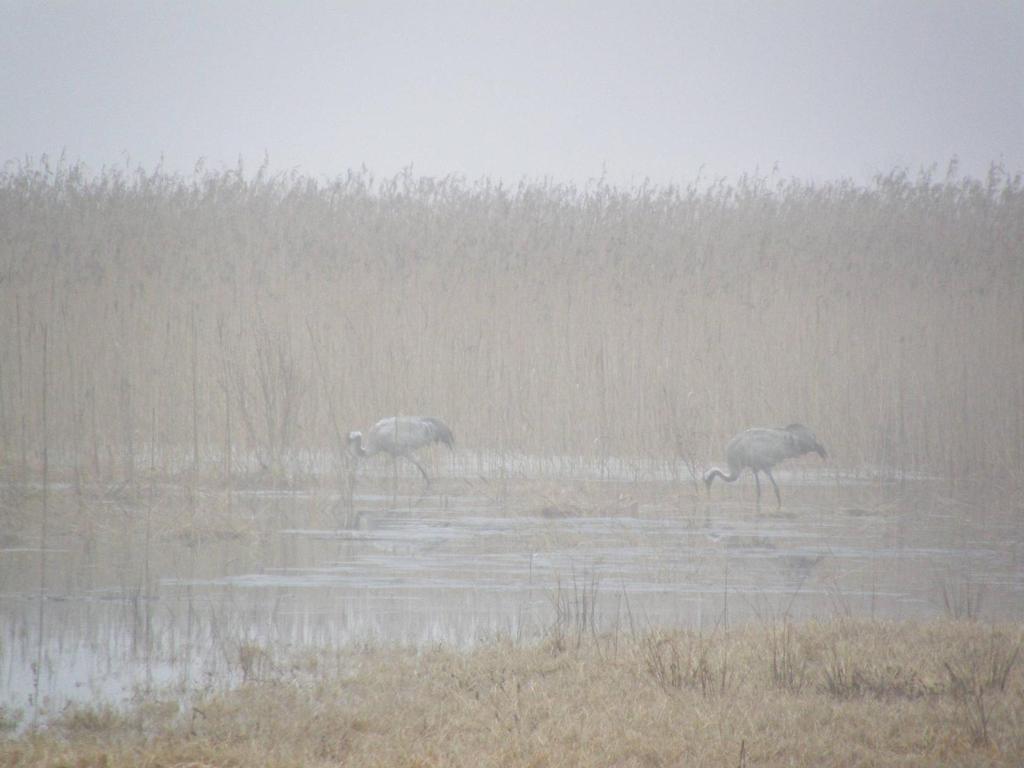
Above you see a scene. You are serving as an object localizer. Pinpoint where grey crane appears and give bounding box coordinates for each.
[348,416,455,484]
[703,424,827,508]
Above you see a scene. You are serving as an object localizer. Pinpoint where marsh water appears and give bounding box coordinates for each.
[1,463,1022,724]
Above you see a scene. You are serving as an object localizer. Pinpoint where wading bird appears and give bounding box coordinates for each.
[703,424,827,508]
[348,416,454,484]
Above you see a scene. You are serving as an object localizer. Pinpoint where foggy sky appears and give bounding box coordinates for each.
[2,0,1022,185]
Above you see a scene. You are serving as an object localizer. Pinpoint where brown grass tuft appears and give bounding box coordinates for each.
[4,619,1021,767]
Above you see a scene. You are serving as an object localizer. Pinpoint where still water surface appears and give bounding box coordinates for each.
[1,472,1021,721]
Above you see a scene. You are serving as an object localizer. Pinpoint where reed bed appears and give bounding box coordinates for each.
[1,158,1022,485]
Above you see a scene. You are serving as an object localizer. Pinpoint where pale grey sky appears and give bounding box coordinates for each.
[2,0,1022,184]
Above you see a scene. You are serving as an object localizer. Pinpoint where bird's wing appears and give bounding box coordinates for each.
[368,416,454,452]
[728,428,794,468]
[421,418,454,447]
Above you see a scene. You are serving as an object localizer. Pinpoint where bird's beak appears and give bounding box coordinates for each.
[816,444,828,460]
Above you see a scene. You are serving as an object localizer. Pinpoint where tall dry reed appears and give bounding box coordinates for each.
[1,157,1021,483]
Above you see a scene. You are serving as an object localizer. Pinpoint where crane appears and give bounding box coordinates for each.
[348,416,454,485]
[704,423,827,508]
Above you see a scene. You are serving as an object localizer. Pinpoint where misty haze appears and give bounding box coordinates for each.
[1,2,1023,766]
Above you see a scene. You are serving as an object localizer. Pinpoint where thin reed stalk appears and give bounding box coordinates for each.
[33,324,48,722]
[1,160,1021,484]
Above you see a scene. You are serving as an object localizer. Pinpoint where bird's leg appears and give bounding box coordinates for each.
[753,470,761,510]
[390,455,400,504]
[766,469,782,509]
[406,454,432,488]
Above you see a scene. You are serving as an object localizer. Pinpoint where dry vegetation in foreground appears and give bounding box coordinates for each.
[3,620,1022,767]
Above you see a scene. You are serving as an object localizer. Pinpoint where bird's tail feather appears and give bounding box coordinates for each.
[424,417,455,448]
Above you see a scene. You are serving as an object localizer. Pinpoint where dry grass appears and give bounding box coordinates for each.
[3,160,1021,763]
[2,620,1021,767]
[1,159,1023,490]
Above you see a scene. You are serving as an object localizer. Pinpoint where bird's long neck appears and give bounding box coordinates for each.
[706,466,740,484]
[351,434,371,458]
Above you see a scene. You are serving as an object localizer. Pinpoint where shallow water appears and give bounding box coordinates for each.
[1,471,1021,723]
